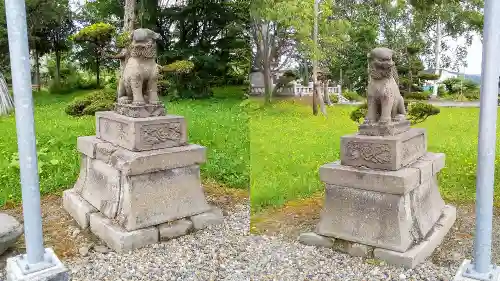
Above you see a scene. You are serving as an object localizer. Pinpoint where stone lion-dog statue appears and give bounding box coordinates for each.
[364,47,406,125]
[117,28,161,105]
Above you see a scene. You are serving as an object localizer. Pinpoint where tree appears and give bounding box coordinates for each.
[250,0,296,104]
[326,0,380,95]
[292,0,349,115]
[43,1,75,88]
[73,23,116,86]
[410,0,483,96]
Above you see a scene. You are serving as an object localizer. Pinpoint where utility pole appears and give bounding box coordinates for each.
[4,0,69,280]
[453,0,500,280]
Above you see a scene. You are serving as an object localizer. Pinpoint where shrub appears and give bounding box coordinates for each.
[65,89,116,116]
[418,73,440,81]
[350,103,367,123]
[329,95,339,104]
[404,91,430,101]
[343,90,363,101]
[160,60,213,100]
[350,101,440,125]
[407,102,440,124]
[463,88,480,100]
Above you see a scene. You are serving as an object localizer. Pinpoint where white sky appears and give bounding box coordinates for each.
[464,35,482,74]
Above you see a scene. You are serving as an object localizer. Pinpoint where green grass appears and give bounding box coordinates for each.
[0,87,249,207]
[250,99,500,213]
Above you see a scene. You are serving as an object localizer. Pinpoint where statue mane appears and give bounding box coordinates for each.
[129,41,157,59]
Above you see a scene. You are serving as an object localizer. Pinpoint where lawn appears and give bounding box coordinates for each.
[249,99,500,213]
[0,86,249,207]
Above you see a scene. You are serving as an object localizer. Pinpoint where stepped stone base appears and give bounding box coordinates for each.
[317,152,447,252]
[63,111,222,252]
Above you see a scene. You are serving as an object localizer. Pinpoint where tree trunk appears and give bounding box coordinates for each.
[120,0,136,78]
[263,62,272,104]
[124,0,136,33]
[55,49,61,88]
[323,81,332,105]
[96,51,100,87]
[34,49,40,92]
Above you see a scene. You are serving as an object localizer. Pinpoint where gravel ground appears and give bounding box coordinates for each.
[2,202,463,281]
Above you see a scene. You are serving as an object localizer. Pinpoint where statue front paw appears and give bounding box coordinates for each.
[118,97,132,104]
[392,114,406,122]
[363,118,374,125]
[132,101,145,106]
[378,117,391,125]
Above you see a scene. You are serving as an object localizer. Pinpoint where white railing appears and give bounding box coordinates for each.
[250,84,350,103]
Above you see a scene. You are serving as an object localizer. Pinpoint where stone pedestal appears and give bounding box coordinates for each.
[299,126,456,269]
[63,106,222,253]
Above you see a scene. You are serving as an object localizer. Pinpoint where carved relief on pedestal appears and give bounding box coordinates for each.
[344,141,392,164]
[402,134,425,161]
[99,117,129,141]
[140,122,182,145]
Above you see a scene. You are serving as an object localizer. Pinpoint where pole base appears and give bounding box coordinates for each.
[5,248,70,281]
[453,260,500,281]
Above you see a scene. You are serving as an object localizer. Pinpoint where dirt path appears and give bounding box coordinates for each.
[251,192,500,267]
[0,180,248,269]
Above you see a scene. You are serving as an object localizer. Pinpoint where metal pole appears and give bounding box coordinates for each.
[473,0,500,274]
[5,0,45,265]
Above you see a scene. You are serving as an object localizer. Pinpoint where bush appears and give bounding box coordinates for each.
[350,101,440,125]
[463,88,480,100]
[404,91,430,101]
[329,95,339,104]
[48,75,80,94]
[350,102,367,123]
[418,73,440,81]
[407,102,440,124]
[343,91,363,102]
[65,89,116,116]
[160,60,213,100]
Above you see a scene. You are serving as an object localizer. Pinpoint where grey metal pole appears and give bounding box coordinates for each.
[473,0,500,274]
[5,0,45,265]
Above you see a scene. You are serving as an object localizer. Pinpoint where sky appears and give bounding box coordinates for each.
[464,35,482,75]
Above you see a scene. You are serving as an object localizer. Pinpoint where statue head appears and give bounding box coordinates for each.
[129,28,161,59]
[368,47,395,78]
[130,28,161,44]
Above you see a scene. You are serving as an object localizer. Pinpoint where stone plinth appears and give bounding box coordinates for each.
[63,110,222,252]
[114,103,166,118]
[358,119,410,136]
[300,126,455,268]
[340,128,427,171]
[95,111,187,152]
[317,153,446,252]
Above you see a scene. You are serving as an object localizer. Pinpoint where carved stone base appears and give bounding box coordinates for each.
[114,102,166,118]
[316,152,448,253]
[358,119,410,136]
[95,111,187,152]
[340,128,427,171]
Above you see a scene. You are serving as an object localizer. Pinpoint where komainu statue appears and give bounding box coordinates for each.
[364,47,406,125]
[117,28,161,105]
